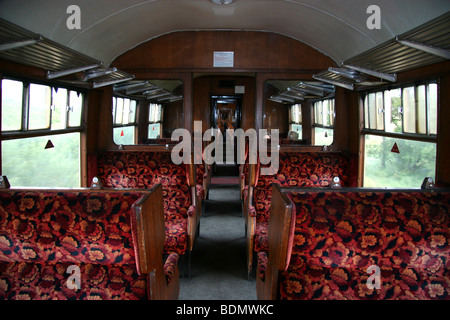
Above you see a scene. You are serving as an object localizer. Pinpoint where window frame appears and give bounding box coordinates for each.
[289,103,302,126]
[112,96,138,145]
[312,97,335,146]
[362,80,438,143]
[288,103,302,139]
[1,77,85,139]
[1,76,86,187]
[147,102,163,139]
[361,79,439,188]
[313,98,335,129]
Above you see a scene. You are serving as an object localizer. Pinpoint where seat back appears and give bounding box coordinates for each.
[252,152,356,222]
[0,189,145,266]
[279,187,450,300]
[97,151,195,219]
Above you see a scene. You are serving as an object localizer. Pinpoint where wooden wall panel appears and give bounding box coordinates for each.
[162,99,184,137]
[263,83,289,136]
[112,31,334,74]
[112,30,335,139]
[331,87,349,152]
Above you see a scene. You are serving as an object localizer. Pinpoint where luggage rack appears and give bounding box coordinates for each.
[313,12,450,90]
[0,17,134,88]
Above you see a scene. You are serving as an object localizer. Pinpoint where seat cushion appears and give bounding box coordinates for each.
[0,262,147,300]
[0,191,141,266]
[164,219,188,255]
[163,185,192,220]
[281,190,450,300]
[279,262,449,300]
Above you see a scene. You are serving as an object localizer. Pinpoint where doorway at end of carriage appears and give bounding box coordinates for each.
[210,95,242,170]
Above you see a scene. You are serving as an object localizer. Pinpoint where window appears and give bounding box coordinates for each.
[364,82,437,135]
[28,83,51,130]
[2,133,81,187]
[289,104,302,139]
[1,78,84,187]
[313,98,334,146]
[1,79,23,131]
[148,103,162,139]
[363,81,437,188]
[112,97,137,145]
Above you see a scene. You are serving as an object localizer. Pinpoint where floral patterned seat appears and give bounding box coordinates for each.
[96,151,199,257]
[0,189,178,300]
[257,187,450,300]
[246,152,356,277]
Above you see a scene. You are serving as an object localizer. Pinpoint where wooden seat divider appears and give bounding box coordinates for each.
[256,184,294,300]
[131,184,180,300]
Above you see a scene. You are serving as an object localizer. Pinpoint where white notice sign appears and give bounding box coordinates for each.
[213,51,234,67]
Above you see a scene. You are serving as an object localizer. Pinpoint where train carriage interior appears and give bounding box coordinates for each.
[0,0,449,307]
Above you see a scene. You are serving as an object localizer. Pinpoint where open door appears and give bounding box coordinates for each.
[211,95,242,172]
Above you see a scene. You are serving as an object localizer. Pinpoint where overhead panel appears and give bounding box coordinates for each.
[314,11,450,91]
[343,11,450,79]
[269,81,335,104]
[90,69,135,88]
[113,80,183,102]
[0,18,101,72]
[343,40,444,75]
[0,18,134,89]
[312,70,355,91]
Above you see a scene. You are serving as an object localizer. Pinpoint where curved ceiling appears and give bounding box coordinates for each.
[0,0,449,67]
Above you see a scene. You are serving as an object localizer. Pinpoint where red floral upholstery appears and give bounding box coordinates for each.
[257,251,268,281]
[252,152,356,253]
[0,262,146,300]
[280,189,449,300]
[164,253,180,284]
[0,190,149,300]
[195,161,210,200]
[165,219,188,255]
[0,191,141,265]
[254,222,269,253]
[96,151,194,255]
[240,163,250,199]
[97,151,189,190]
[196,164,205,188]
[196,184,205,201]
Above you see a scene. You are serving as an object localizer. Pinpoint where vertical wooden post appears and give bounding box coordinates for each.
[182,73,193,133]
[436,74,450,186]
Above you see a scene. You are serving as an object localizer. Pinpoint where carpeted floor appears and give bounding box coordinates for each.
[178,184,256,300]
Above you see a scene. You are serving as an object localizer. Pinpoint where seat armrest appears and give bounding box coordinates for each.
[257,251,268,281]
[187,205,196,217]
[248,205,256,217]
[187,204,200,251]
[196,184,205,200]
[164,252,180,284]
